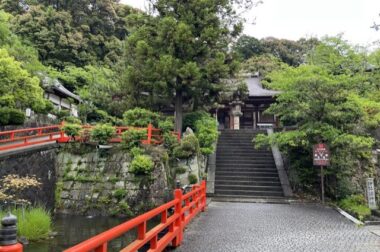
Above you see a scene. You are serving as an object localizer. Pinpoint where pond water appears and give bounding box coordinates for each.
[24,214,159,252]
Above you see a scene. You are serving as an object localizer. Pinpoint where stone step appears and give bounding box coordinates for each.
[215,171,279,177]
[216,153,272,157]
[215,174,280,180]
[215,180,281,186]
[216,158,275,162]
[216,161,275,167]
[214,189,284,197]
[216,167,277,173]
[215,184,283,192]
[216,166,276,170]
[216,148,272,153]
[216,149,271,153]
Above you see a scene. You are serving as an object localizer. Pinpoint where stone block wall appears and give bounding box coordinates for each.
[0,146,58,209]
[56,144,172,216]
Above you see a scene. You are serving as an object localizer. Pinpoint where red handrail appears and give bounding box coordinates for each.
[0,124,67,151]
[64,180,206,252]
[0,123,181,152]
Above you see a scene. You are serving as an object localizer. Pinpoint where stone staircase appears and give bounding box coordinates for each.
[214,130,284,198]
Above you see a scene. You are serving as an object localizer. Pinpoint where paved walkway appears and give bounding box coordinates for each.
[175,202,380,252]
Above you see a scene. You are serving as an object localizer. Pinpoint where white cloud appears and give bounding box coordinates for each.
[121,0,380,45]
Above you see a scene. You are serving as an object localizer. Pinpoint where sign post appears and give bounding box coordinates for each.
[313,143,330,204]
[366,178,377,210]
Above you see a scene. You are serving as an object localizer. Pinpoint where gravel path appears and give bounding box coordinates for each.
[174,202,380,252]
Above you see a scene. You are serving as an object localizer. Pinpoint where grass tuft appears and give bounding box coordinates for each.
[0,207,52,241]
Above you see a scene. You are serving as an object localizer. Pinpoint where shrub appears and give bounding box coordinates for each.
[173,134,199,159]
[163,132,180,152]
[183,111,210,131]
[183,111,218,155]
[158,117,174,133]
[130,147,144,158]
[8,108,25,125]
[123,108,160,127]
[87,109,115,124]
[175,167,187,175]
[63,116,82,124]
[113,189,127,201]
[188,173,198,184]
[0,207,52,241]
[91,124,115,144]
[122,129,147,149]
[130,155,154,175]
[195,116,218,155]
[0,107,10,125]
[339,195,371,221]
[62,123,82,138]
[53,109,70,120]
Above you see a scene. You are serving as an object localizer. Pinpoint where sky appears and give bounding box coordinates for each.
[121,0,380,46]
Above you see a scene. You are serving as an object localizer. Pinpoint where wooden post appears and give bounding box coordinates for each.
[172,189,183,247]
[94,243,107,252]
[147,124,153,145]
[201,180,207,212]
[321,166,325,204]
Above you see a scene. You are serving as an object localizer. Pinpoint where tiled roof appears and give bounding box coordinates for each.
[247,77,281,97]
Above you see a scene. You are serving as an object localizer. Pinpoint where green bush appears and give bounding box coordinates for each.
[339,195,371,221]
[113,189,127,201]
[188,173,198,184]
[130,155,154,175]
[173,134,199,159]
[130,147,144,158]
[0,107,10,125]
[86,109,116,124]
[8,108,26,125]
[53,109,71,120]
[183,111,218,155]
[63,116,82,124]
[0,207,52,241]
[91,124,115,144]
[175,167,187,175]
[158,117,174,133]
[195,116,218,155]
[183,111,210,131]
[62,123,82,137]
[122,129,147,149]
[163,132,180,152]
[123,108,160,127]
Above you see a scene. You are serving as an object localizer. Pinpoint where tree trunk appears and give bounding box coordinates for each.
[175,90,183,133]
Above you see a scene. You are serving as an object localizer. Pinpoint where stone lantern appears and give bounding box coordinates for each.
[229,98,244,130]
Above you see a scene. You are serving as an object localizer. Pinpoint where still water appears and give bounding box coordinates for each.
[25,214,159,252]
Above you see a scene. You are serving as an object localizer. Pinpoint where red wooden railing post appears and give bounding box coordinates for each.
[172,189,183,247]
[201,180,207,212]
[147,123,153,145]
[94,243,107,252]
[0,244,23,252]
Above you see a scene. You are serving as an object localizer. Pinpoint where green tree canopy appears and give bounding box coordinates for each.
[124,0,247,131]
[256,37,380,198]
[0,49,50,112]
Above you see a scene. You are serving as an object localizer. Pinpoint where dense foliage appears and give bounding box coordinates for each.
[123,0,252,131]
[130,155,154,175]
[90,124,115,145]
[255,37,380,199]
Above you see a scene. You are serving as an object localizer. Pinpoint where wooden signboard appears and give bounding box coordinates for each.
[313,143,330,166]
[313,143,330,204]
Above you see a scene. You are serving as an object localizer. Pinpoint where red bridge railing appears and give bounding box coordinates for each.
[0,123,181,152]
[0,124,64,151]
[64,181,206,252]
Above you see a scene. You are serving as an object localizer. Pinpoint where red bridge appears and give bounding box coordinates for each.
[0,181,207,252]
[0,123,180,153]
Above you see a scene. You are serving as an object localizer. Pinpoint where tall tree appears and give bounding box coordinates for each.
[125,0,246,132]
